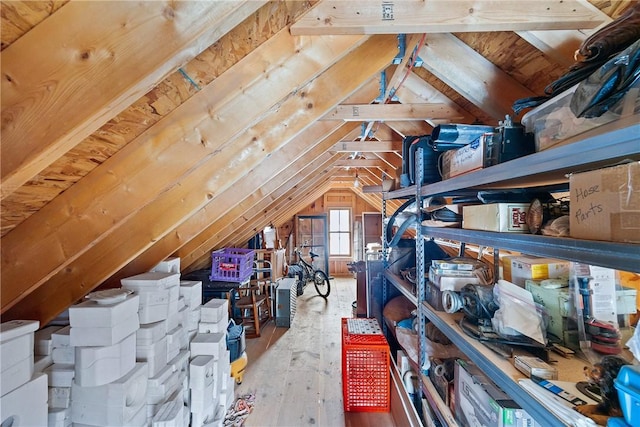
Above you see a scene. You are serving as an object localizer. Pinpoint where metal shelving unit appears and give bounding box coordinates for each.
[381,120,640,426]
[384,119,639,201]
[422,227,640,273]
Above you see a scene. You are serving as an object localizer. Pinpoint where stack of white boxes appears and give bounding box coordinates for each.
[189,297,234,427]
[121,269,191,427]
[1,320,48,427]
[1,257,237,427]
[43,325,74,426]
[68,289,147,426]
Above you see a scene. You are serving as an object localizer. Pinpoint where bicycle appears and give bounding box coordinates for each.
[291,245,331,298]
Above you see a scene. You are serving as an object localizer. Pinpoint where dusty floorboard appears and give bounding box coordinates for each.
[234,276,397,427]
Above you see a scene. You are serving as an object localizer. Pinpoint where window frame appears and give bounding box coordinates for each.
[328,208,352,257]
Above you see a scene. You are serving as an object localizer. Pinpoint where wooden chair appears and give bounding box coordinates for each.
[233,279,271,338]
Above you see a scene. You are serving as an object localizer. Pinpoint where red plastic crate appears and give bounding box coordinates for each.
[342,318,390,412]
[209,248,255,282]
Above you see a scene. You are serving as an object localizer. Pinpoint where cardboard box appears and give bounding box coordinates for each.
[441,134,493,179]
[570,162,640,243]
[463,203,529,233]
[455,359,539,427]
[503,256,569,287]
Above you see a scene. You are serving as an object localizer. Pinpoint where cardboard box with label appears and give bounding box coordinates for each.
[463,203,529,233]
[570,162,640,243]
[441,134,493,179]
[503,255,570,287]
[454,359,539,427]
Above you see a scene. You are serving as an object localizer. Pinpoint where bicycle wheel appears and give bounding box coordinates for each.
[313,270,331,298]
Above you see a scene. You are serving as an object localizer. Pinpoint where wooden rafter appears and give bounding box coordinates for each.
[3,33,401,323]
[331,140,402,152]
[0,27,371,314]
[0,1,266,199]
[290,0,604,35]
[322,103,462,121]
[418,33,536,121]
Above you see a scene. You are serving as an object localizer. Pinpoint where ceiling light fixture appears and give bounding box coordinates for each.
[354,171,360,188]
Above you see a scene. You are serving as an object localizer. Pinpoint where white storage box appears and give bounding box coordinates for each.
[190,355,215,390]
[75,332,136,387]
[122,272,181,324]
[70,312,139,347]
[463,203,529,233]
[190,379,215,414]
[198,321,226,334]
[48,407,72,427]
[191,400,215,427]
[151,257,181,274]
[187,307,202,331]
[201,299,228,324]
[180,280,203,309]
[166,309,181,333]
[69,292,139,327]
[52,345,75,364]
[49,386,72,409]
[136,289,171,325]
[151,393,185,427]
[166,325,185,361]
[51,325,72,348]
[34,354,53,372]
[0,319,39,396]
[137,335,168,378]
[147,364,183,405]
[34,325,62,356]
[121,271,181,289]
[190,332,226,359]
[137,319,167,346]
[71,363,148,426]
[44,363,75,387]
[169,349,190,376]
[0,372,48,426]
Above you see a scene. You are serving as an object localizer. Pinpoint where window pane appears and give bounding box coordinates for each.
[329,209,351,256]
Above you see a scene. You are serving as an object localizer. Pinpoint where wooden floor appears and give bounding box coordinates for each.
[234,276,397,427]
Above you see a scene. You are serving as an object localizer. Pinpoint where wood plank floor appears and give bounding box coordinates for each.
[234,276,397,427]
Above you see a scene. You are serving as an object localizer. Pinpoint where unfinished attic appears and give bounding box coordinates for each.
[1,1,640,427]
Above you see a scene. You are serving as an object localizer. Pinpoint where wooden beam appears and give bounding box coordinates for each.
[386,121,432,138]
[0,1,266,199]
[395,72,474,124]
[418,33,536,121]
[290,0,604,35]
[334,159,390,169]
[331,140,402,152]
[517,2,611,68]
[107,80,379,281]
[2,34,400,323]
[208,160,339,260]
[0,28,372,315]
[321,103,462,121]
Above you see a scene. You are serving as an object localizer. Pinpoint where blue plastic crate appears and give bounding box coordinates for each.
[615,365,640,427]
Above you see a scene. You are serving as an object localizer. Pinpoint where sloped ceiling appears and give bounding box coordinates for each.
[0,0,631,324]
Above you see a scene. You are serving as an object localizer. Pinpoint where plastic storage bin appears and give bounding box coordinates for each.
[341,318,390,412]
[615,365,640,427]
[209,248,255,282]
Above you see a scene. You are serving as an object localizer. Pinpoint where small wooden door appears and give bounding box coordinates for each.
[296,214,329,273]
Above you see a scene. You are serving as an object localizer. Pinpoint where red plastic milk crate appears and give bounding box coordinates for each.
[341,318,390,412]
[209,248,255,282]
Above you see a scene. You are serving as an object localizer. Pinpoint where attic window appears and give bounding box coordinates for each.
[329,209,351,256]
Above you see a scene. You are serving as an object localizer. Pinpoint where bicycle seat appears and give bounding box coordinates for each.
[309,251,319,259]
